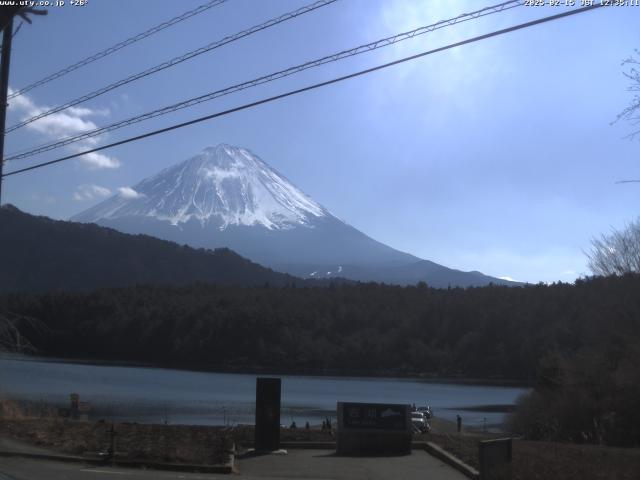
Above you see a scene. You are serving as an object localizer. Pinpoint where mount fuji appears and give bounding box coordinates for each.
[72,144,516,287]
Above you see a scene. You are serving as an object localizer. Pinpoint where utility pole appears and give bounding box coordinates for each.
[0,16,14,205]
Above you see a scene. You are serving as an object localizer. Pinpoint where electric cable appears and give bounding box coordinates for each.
[7,0,228,100]
[2,4,604,178]
[5,0,339,134]
[5,0,523,161]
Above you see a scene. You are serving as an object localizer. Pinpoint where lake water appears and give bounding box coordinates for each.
[0,355,528,430]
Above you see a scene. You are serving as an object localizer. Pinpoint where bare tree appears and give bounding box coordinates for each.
[612,52,640,185]
[587,218,640,276]
[0,311,47,353]
[615,50,640,140]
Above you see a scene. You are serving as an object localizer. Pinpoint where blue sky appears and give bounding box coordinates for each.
[2,0,639,283]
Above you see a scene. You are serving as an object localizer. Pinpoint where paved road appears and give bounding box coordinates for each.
[0,457,227,480]
[0,436,55,456]
[0,449,468,480]
[237,449,468,480]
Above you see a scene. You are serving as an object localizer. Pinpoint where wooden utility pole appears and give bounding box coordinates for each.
[0,16,14,205]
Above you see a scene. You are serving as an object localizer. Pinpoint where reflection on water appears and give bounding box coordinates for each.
[0,354,528,429]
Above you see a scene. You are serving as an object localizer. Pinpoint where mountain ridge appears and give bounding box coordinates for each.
[73,144,520,288]
[0,204,309,293]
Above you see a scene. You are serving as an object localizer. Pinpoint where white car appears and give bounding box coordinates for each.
[411,411,430,433]
[416,406,433,419]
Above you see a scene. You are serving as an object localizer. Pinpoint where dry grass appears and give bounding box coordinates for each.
[3,400,639,477]
[0,398,27,420]
[0,418,232,465]
[425,430,640,480]
[0,399,331,465]
[0,397,58,420]
[512,440,640,480]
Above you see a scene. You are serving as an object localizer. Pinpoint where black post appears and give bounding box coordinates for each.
[108,422,115,458]
[255,377,281,452]
[69,392,79,419]
[0,16,14,204]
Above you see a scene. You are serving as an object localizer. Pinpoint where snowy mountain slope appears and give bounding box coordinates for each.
[73,144,517,287]
[75,144,327,230]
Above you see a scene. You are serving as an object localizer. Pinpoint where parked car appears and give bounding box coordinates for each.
[411,411,430,433]
[416,406,432,419]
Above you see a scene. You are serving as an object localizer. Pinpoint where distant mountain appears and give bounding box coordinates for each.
[0,205,302,293]
[73,144,519,288]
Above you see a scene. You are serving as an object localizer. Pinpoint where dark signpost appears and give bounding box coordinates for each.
[78,401,91,422]
[255,377,281,452]
[479,437,512,480]
[337,402,411,455]
[69,393,79,419]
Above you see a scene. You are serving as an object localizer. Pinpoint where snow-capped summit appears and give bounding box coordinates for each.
[74,144,327,230]
[72,144,518,287]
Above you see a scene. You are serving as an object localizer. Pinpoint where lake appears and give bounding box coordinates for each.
[0,354,528,431]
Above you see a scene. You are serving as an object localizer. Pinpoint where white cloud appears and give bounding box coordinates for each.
[76,150,121,169]
[118,186,143,199]
[8,88,119,169]
[73,184,112,202]
[8,88,98,137]
[67,106,110,117]
[498,276,518,282]
[8,91,37,112]
[28,113,97,138]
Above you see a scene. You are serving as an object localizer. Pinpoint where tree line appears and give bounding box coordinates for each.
[1,274,637,380]
[4,274,640,445]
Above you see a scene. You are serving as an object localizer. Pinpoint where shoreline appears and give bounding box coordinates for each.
[0,352,533,387]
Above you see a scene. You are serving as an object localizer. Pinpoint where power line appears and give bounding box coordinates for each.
[7,0,228,100]
[5,0,339,134]
[5,0,523,162]
[2,4,604,179]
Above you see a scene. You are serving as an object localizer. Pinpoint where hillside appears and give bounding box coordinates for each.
[0,204,303,292]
